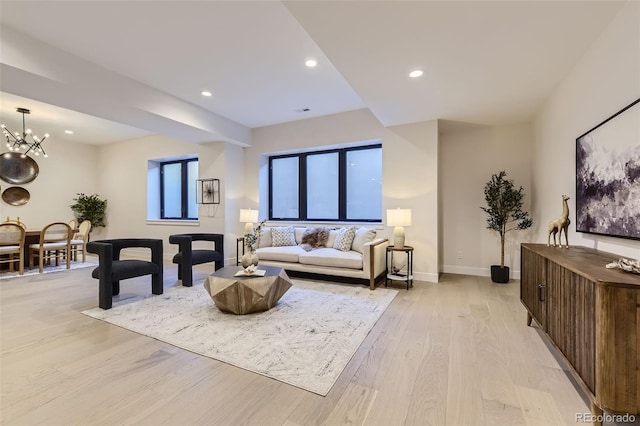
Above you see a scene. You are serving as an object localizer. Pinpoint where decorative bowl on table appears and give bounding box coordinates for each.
[243,264,258,275]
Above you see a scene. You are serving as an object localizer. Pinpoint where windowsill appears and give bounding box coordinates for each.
[146,219,200,226]
[265,220,384,229]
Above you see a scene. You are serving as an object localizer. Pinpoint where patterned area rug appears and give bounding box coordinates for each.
[82,279,397,395]
[0,260,97,280]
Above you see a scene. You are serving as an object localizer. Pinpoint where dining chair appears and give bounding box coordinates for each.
[4,219,26,228]
[68,219,78,238]
[28,222,72,273]
[0,223,26,275]
[70,220,91,262]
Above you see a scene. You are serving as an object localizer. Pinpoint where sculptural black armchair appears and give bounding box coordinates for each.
[87,238,163,310]
[169,233,224,287]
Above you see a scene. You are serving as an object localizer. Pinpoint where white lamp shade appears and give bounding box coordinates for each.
[239,209,259,223]
[386,209,412,227]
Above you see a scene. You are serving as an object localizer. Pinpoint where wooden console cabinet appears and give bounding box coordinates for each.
[521,244,640,419]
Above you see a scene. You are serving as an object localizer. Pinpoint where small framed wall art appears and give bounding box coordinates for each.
[196,178,220,205]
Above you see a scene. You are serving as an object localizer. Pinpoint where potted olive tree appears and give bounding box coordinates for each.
[481,171,532,283]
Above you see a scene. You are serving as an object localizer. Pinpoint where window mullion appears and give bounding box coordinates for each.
[181,161,188,219]
[268,157,274,220]
[299,154,307,221]
[338,149,347,221]
[160,165,165,218]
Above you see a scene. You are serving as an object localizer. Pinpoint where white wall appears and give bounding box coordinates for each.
[222,142,246,265]
[97,134,230,258]
[247,109,440,282]
[440,122,534,278]
[0,139,100,229]
[385,120,439,281]
[533,1,640,258]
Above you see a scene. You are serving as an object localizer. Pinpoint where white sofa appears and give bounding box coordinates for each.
[239,226,388,289]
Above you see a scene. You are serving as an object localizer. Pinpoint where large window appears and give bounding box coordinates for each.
[160,158,198,220]
[269,144,381,222]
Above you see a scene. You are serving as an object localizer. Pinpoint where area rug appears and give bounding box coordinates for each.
[82,279,397,395]
[0,260,97,280]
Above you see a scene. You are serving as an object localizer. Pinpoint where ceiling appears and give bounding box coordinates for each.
[0,1,626,146]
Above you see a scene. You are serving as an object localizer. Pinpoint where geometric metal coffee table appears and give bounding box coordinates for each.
[204,265,293,315]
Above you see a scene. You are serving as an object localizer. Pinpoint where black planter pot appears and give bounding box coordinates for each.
[491,265,510,283]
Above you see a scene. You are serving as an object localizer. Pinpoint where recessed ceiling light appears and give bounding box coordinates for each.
[201,90,212,97]
[64,130,74,134]
[305,59,317,68]
[409,70,424,78]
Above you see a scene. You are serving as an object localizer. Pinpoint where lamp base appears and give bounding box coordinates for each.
[393,226,405,248]
[392,226,407,272]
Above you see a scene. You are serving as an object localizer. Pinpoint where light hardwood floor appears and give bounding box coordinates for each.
[1,262,596,425]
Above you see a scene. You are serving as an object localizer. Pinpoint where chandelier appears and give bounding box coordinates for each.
[1,107,49,158]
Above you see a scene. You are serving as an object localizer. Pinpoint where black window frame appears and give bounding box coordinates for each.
[268,144,382,222]
[160,158,198,220]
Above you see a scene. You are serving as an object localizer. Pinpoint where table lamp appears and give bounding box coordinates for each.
[239,209,259,235]
[387,208,412,248]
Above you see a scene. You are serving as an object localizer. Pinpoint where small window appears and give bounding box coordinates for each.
[160,158,198,220]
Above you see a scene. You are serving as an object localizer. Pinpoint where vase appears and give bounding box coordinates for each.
[240,251,259,269]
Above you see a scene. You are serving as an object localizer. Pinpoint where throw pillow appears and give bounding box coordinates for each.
[351,228,377,254]
[326,229,339,247]
[301,226,330,248]
[258,227,272,248]
[271,226,296,247]
[333,226,357,252]
[294,227,306,245]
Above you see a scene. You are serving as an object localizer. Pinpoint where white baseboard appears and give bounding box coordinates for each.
[413,271,439,283]
[441,265,520,279]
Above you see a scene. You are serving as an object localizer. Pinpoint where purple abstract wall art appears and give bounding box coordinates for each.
[576,98,640,241]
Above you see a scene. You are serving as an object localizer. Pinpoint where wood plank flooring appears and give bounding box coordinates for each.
[1,263,596,425]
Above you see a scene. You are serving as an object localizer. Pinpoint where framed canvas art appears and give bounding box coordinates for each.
[576,98,640,240]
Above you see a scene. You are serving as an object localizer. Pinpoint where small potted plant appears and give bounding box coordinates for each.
[481,171,532,283]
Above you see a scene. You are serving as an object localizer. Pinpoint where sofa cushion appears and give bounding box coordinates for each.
[333,226,357,252]
[299,248,363,270]
[272,226,296,247]
[258,227,272,248]
[256,246,307,262]
[351,228,377,254]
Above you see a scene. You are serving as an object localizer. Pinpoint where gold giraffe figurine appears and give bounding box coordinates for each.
[548,195,571,248]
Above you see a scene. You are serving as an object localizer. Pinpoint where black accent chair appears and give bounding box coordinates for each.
[87,239,163,310]
[169,233,224,287]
